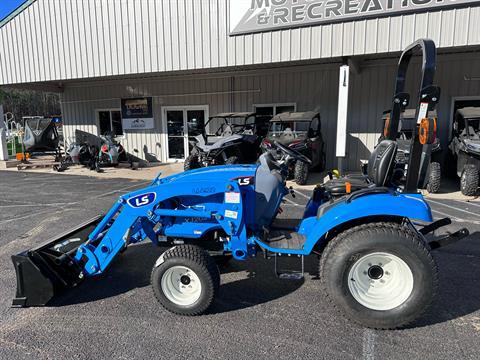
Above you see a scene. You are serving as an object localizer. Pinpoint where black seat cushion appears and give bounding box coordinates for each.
[367,140,397,186]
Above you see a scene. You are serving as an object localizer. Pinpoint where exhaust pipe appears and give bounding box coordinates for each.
[11,215,103,307]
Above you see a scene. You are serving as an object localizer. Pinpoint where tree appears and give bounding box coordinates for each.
[0,87,60,122]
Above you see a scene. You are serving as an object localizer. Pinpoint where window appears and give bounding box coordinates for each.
[98,110,123,136]
[254,103,296,122]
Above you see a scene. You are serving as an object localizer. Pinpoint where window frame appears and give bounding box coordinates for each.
[96,108,124,137]
[253,102,297,117]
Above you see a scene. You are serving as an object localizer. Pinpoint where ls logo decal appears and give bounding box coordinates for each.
[127,192,156,208]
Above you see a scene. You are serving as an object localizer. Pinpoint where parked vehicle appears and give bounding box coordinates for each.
[261,111,325,185]
[97,132,128,167]
[449,107,480,195]
[55,138,98,172]
[12,40,469,330]
[379,109,442,193]
[185,112,263,170]
[22,116,61,160]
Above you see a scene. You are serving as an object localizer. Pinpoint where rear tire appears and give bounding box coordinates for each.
[426,161,441,193]
[460,165,479,196]
[151,245,220,316]
[184,154,200,171]
[294,160,309,185]
[319,222,438,329]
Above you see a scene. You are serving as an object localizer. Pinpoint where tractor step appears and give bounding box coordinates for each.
[274,253,304,280]
[264,229,306,250]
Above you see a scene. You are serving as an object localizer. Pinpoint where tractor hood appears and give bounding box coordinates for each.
[157,164,258,185]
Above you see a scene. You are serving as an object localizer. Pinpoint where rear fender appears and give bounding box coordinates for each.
[299,193,432,254]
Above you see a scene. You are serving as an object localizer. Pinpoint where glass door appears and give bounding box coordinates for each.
[166,110,185,160]
[164,107,207,161]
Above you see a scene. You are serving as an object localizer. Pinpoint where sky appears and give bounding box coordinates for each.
[0,0,26,22]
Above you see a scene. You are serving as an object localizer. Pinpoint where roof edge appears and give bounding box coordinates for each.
[0,0,36,29]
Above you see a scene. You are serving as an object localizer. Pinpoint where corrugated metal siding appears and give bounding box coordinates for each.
[61,52,480,169]
[1,1,480,85]
[61,63,341,164]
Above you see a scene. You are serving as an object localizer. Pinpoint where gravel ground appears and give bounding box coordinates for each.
[0,170,479,360]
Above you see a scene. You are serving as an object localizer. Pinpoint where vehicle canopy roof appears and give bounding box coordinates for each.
[209,112,256,119]
[270,111,319,122]
[456,107,480,119]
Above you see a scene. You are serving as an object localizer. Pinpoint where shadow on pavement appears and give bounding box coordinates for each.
[415,231,480,327]
[50,243,316,313]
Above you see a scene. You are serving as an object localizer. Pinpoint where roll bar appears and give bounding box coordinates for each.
[387,38,440,193]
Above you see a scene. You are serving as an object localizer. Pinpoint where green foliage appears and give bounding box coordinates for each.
[0,88,60,121]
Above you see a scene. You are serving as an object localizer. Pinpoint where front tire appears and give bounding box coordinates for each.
[294,160,309,185]
[151,245,220,315]
[426,161,441,193]
[460,165,479,196]
[319,222,438,329]
[184,154,200,171]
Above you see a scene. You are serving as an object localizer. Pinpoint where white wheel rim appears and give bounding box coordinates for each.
[161,266,202,306]
[347,252,414,311]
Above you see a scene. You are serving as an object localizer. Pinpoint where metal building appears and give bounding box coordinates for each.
[1,0,480,169]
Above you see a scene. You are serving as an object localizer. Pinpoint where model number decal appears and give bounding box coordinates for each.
[127,192,156,208]
[192,187,216,194]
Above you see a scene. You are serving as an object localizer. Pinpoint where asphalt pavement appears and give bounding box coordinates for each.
[0,170,479,360]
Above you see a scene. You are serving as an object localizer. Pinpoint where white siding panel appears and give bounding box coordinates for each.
[1,1,480,85]
[454,7,470,46]
[364,19,378,54]
[353,21,366,55]
[440,10,456,48]
[401,14,415,49]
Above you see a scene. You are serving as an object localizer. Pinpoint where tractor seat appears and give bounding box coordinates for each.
[323,140,398,196]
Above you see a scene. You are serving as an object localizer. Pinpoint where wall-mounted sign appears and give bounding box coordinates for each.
[230,0,478,35]
[121,97,154,130]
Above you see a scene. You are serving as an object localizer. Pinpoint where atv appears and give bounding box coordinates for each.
[97,132,128,168]
[11,39,470,329]
[379,109,442,193]
[185,112,262,170]
[55,137,99,172]
[261,111,325,185]
[449,107,480,195]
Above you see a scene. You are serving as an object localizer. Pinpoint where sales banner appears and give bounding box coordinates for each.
[230,0,479,35]
[121,97,154,130]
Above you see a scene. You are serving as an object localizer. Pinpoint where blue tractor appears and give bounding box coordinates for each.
[11,39,469,329]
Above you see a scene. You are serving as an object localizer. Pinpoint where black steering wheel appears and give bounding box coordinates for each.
[274,141,312,165]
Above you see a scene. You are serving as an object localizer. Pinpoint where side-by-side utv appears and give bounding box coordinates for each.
[11,39,470,330]
[185,112,263,170]
[261,111,326,185]
[449,107,480,195]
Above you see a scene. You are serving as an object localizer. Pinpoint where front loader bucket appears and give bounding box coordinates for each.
[12,215,103,307]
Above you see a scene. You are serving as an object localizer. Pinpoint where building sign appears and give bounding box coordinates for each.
[230,0,478,35]
[121,97,154,130]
